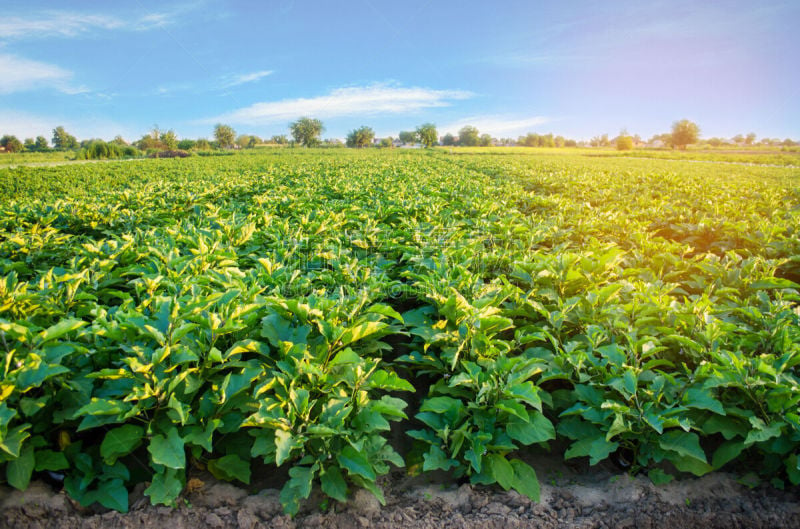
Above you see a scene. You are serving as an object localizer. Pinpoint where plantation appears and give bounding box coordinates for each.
[0,149,799,517]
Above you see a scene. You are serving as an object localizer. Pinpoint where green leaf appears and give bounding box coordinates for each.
[507,412,555,445]
[367,304,404,323]
[275,429,299,466]
[496,400,529,421]
[648,468,674,485]
[145,468,184,506]
[329,348,361,366]
[207,454,251,484]
[6,445,35,490]
[422,445,458,472]
[419,396,463,415]
[34,449,69,471]
[338,445,376,481]
[148,427,185,469]
[564,436,619,465]
[87,478,129,512]
[712,440,745,469]
[659,431,707,464]
[101,424,144,465]
[486,454,514,490]
[670,454,713,476]
[510,459,540,501]
[39,319,86,343]
[320,465,348,503]
[504,382,542,410]
[683,388,725,415]
[340,322,388,347]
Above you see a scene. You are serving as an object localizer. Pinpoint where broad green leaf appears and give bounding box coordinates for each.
[35,449,69,471]
[712,440,745,469]
[6,445,35,490]
[683,388,725,415]
[510,459,540,501]
[208,454,251,484]
[145,468,183,506]
[275,429,299,466]
[340,322,387,347]
[486,454,514,490]
[648,468,674,485]
[148,428,185,469]
[507,412,555,445]
[329,348,361,366]
[659,431,707,464]
[101,424,144,465]
[564,436,619,465]
[86,478,129,512]
[422,445,458,472]
[39,319,86,343]
[338,445,376,481]
[320,465,348,502]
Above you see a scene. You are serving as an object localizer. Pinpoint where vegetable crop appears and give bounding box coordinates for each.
[1,149,798,513]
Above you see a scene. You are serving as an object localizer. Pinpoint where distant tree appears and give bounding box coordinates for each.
[416,123,438,148]
[554,135,565,148]
[346,126,375,148]
[110,135,128,146]
[195,138,211,150]
[379,137,393,148]
[458,125,480,146]
[670,120,700,150]
[161,130,178,150]
[783,138,796,147]
[479,134,492,147]
[270,135,288,145]
[177,139,196,150]
[0,135,23,153]
[289,117,324,147]
[745,132,757,146]
[732,134,744,144]
[52,126,78,150]
[236,134,252,149]
[564,139,577,147]
[136,134,162,151]
[23,138,35,152]
[706,137,723,147]
[214,124,236,148]
[34,136,49,151]
[441,133,457,146]
[398,130,417,145]
[616,135,634,151]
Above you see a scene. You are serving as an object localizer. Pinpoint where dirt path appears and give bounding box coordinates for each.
[2,459,797,528]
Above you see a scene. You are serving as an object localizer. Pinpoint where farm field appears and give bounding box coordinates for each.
[0,149,799,524]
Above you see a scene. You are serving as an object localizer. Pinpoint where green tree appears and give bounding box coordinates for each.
[195,139,211,150]
[616,135,634,150]
[160,130,178,150]
[745,132,757,146]
[52,126,78,150]
[458,125,480,146]
[398,131,417,145]
[214,124,236,149]
[289,117,324,147]
[270,135,288,145]
[34,136,49,151]
[0,135,23,153]
[379,137,393,148]
[441,133,456,146]
[177,139,196,150]
[23,138,36,152]
[670,119,700,150]
[415,123,438,148]
[346,126,375,148]
[479,133,492,147]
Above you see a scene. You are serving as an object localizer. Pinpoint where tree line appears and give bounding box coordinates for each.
[2,119,797,157]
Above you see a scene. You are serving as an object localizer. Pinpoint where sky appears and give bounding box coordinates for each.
[1,1,798,142]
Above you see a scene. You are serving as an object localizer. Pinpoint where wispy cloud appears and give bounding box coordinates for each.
[204,83,473,125]
[0,110,134,141]
[439,115,552,137]
[0,53,85,95]
[0,9,178,39]
[221,70,274,88]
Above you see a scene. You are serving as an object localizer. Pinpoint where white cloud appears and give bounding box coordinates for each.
[221,70,274,88]
[205,84,473,125]
[0,9,179,39]
[0,109,136,142]
[0,54,79,94]
[439,115,552,137]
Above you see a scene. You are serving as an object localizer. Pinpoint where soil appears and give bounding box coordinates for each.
[1,456,798,529]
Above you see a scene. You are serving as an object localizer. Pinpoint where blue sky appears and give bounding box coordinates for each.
[1,1,798,142]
